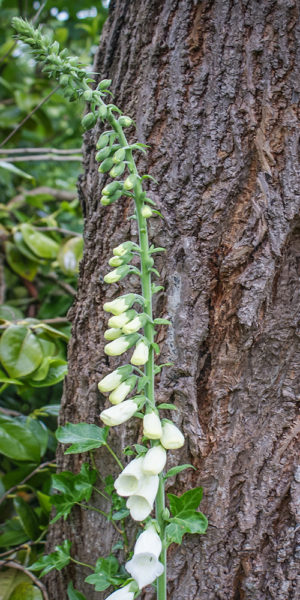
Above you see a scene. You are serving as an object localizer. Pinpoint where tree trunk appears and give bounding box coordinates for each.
[47,1,300,599]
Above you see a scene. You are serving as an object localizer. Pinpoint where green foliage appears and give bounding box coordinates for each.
[50,463,97,523]
[165,487,208,547]
[85,556,121,592]
[29,540,71,576]
[56,422,109,453]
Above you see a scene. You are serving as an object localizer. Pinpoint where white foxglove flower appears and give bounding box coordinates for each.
[108,310,135,329]
[160,421,185,449]
[114,456,144,496]
[143,412,162,439]
[104,334,139,356]
[103,293,136,315]
[109,375,137,405]
[104,583,134,600]
[98,365,132,393]
[113,241,137,256]
[125,525,164,589]
[104,328,122,341]
[100,399,138,426]
[126,474,159,521]
[142,445,167,475]
[122,313,147,334]
[130,339,149,366]
[104,265,130,284]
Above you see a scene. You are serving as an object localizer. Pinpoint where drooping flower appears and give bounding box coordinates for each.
[103,293,136,315]
[126,474,159,521]
[125,524,164,589]
[160,421,185,449]
[122,313,147,334]
[104,334,139,357]
[104,265,130,284]
[100,399,138,426]
[114,456,144,496]
[130,339,149,366]
[104,328,122,341]
[104,583,135,600]
[98,365,133,393]
[143,411,162,439]
[113,241,138,256]
[108,310,136,329]
[109,375,137,405]
[142,445,167,476]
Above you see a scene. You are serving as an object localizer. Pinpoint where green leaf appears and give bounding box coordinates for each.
[9,582,43,600]
[0,305,23,321]
[29,540,71,577]
[172,510,208,534]
[167,487,203,516]
[20,224,59,259]
[32,322,70,342]
[153,318,171,325]
[67,582,87,600]
[5,242,38,281]
[56,423,109,454]
[164,464,195,480]
[37,491,52,516]
[13,497,40,540]
[165,521,186,546]
[111,508,130,520]
[0,325,43,378]
[157,403,178,410]
[0,418,41,462]
[27,418,48,457]
[0,368,23,386]
[50,463,97,523]
[0,568,33,600]
[0,160,34,181]
[85,556,119,592]
[58,237,83,276]
[137,375,149,393]
[27,359,67,387]
[0,518,28,548]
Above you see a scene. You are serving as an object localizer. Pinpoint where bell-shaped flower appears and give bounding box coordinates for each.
[98,365,133,393]
[104,583,135,600]
[125,524,164,589]
[104,328,122,341]
[142,445,167,476]
[126,474,159,521]
[130,339,149,366]
[114,456,144,496]
[108,310,136,329]
[160,421,185,449]
[122,313,147,335]
[103,293,136,315]
[104,333,139,357]
[104,265,130,284]
[143,411,162,439]
[113,241,138,257]
[109,375,137,405]
[100,399,138,426]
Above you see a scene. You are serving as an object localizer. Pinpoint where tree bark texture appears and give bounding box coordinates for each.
[47,1,300,599]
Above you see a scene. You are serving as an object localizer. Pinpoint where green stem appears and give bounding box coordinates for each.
[70,556,94,570]
[76,502,108,518]
[104,442,123,470]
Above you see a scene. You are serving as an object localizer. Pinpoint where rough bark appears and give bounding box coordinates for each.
[47,1,300,599]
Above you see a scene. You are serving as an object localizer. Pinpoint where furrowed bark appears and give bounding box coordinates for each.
[47,1,300,599]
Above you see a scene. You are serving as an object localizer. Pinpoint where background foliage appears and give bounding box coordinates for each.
[0,2,108,598]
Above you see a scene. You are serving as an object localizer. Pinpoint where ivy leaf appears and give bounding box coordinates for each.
[29,540,71,576]
[85,556,119,591]
[165,521,186,546]
[56,422,109,453]
[67,582,88,600]
[165,511,208,547]
[167,487,203,516]
[164,464,195,480]
[50,463,97,523]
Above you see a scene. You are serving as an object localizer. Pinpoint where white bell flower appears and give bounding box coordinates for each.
[100,399,138,426]
[113,241,137,256]
[125,525,164,589]
[142,445,167,475]
[126,474,159,521]
[114,456,144,496]
[104,265,130,284]
[122,313,147,334]
[108,310,135,329]
[130,339,149,366]
[104,334,138,356]
[104,328,122,341]
[98,365,132,393]
[143,412,162,439]
[109,376,137,405]
[160,421,185,449]
[103,293,136,315]
[104,583,135,600]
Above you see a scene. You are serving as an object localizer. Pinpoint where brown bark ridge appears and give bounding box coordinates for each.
[47,1,300,599]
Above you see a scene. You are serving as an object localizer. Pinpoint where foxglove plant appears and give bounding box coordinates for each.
[12,17,208,600]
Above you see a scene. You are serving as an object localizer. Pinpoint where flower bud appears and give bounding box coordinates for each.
[102,181,123,196]
[109,162,126,178]
[131,339,149,366]
[98,365,133,393]
[98,78,112,90]
[96,133,109,149]
[122,313,147,334]
[96,147,111,162]
[108,252,133,267]
[143,412,162,440]
[98,157,114,173]
[124,174,137,190]
[104,328,122,341]
[108,309,136,329]
[103,293,136,315]
[142,445,167,475]
[114,456,144,496]
[104,333,139,356]
[100,190,123,206]
[83,89,93,101]
[98,105,108,120]
[104,265,130,284]
[109,375,137,404]
[118,116,133,127]
[113,241,138,256]
[81,112,97,131]
[100,399,138,426]
[113,148,126,164]
[160,421,185,449]
[141,205,153,218]
[59,74,69,87]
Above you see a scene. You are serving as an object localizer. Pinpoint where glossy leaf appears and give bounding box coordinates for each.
[5,242,38,281]
[0,518,28,548]
[20,224,59,259]
[167,487,203,516]
[56,422,108,453]
[67,582,88,600]
[0,325,43,378]
[0,418,41,462]
[27,359,67,387]
[13,497,40,540]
